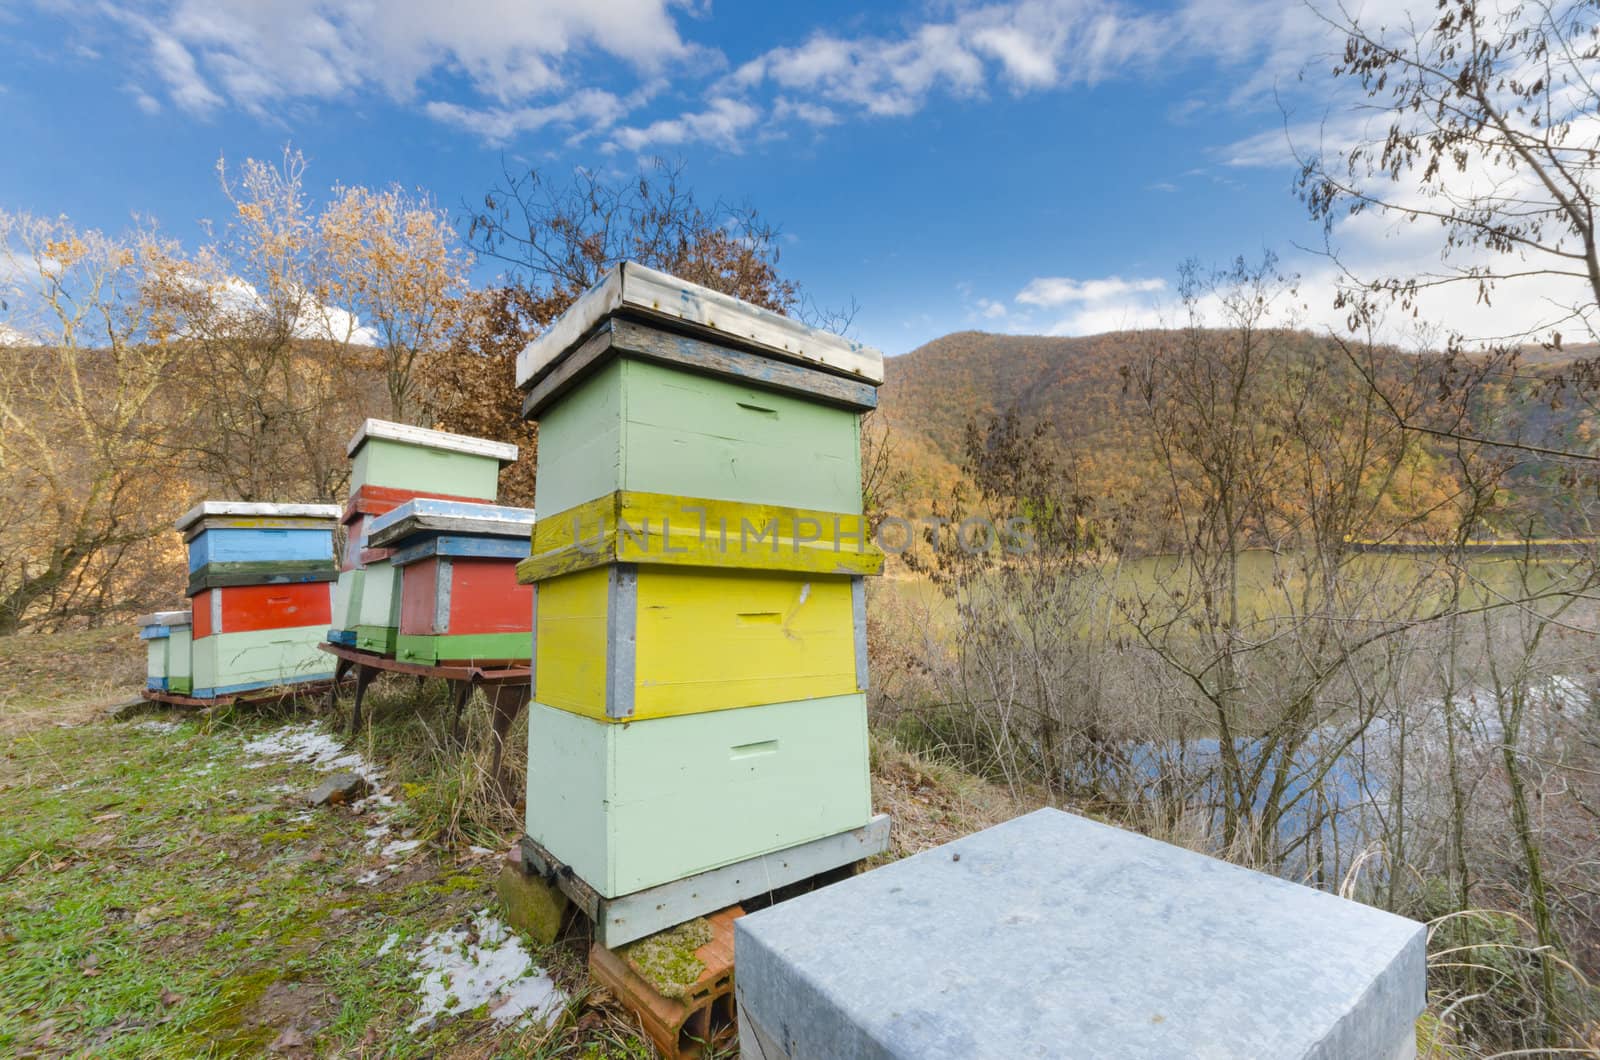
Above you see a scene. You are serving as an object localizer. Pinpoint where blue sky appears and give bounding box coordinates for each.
[0,0,1491,355]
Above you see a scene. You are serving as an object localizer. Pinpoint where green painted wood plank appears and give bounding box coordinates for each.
[395,632,530,665]
[533,358,863,515]
[525,693,871,897]
[331,568,364,631]
[169,627,192,681]
[354,625,398,655]
[355,560,400,630]
[350,436,503,498]
[533,357,624,516]
[191,625,333,691]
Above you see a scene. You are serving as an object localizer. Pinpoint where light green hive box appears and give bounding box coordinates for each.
[141,612,193,695]
[165,626,193,694]
[524,693,871,898]
[533,358,863,517]
[331,568,364,631]
[347,419,518,498]
[191,625,333,696]
[354,558,400,654]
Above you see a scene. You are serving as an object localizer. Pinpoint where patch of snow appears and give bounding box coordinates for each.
[468,846,496,858]
[351,791,397,814]
[363,824,391,853]
[241,723,378,778]
[381,838,423,859]
[406,909,566,1033]
[135,719,183,734]
[377,932,400,957]
[356,869,386,885]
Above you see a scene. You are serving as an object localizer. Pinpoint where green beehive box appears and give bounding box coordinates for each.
[353,557,401,655]
[138,610,192,694]
[191,626,332,699]
[330,567,364,633]
[524,693,871,899]
[533,358,864,516]
[346,419,518,498]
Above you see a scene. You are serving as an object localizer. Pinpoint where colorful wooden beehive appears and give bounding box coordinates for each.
[138,610,192,694]
[329,420,518,655]
[178,502,340,698]
[516,262,889,939]
[365,499,536,666]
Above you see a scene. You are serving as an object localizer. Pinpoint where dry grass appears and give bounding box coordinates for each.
[0,625,144,738]
[869,734,1042,860]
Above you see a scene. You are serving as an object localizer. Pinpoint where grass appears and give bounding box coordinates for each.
[0,625,1031,1057]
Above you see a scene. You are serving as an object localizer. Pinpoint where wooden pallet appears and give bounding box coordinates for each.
[519,814,890,948]
[139,680,333,710]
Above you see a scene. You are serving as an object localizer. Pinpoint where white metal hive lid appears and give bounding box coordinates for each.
[136,610,192,627]
[514,261,885,390]
[174,501,342,532]
[345,418,519,462]
[367,498,536,547]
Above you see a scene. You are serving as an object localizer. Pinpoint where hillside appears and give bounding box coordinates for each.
[876,328,1600,538]
[877,330,1148,505]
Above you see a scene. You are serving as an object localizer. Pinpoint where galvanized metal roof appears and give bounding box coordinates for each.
[345,418,520,462]
[367,498,536,547]
[174,501,341,532]
[515,261,884,390]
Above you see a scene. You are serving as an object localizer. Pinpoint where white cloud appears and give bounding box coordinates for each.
[106,0,694,116]
[1016,275,1167,307]
[424,89,627,146]
[728,1,1168,119]
[773,96,839,127]
[609,97,761,153]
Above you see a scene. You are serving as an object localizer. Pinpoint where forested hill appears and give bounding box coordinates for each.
[877,330,1145,502]
[875,328,1600,536]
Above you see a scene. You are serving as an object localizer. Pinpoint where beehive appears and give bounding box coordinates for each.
[366,499,536,666]
[138,610,192,694]
[177,502,340,698]
[517,262,886,907]
[328,421,518,653]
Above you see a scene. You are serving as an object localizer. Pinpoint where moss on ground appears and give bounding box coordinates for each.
[620,919,714,1000]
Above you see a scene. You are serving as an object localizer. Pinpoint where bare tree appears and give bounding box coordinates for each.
[320,183,471,421]
[0,212,188,631]
[159,150,366,502]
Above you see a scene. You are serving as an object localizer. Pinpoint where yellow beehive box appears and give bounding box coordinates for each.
[534,564,866,723]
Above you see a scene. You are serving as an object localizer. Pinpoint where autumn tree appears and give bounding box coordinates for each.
[1301,0,1600,463]
[423,159,806,498]
[0,212,189,631]
[320,184,471,421]
[158,150,369,503]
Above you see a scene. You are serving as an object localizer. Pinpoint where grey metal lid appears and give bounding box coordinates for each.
[345,418,519,462]
[175,501,341,532]
[515,261,884,390]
